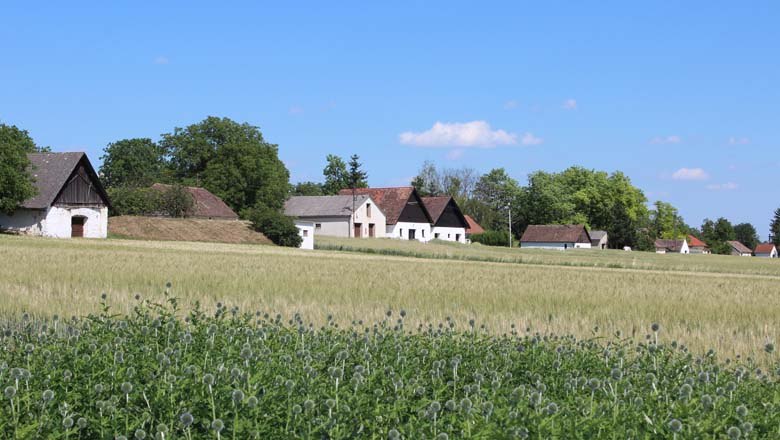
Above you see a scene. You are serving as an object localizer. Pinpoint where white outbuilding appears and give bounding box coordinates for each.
[294,220,315,250]
[284,194,386,238]
[0,152,110,238]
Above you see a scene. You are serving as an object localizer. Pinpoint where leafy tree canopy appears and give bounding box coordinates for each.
[322,155,349,195]
[733,222,759,251]
[0,123,38,214]
[100,138,167,188]
[291,181,325,196]
[701,217,736,254]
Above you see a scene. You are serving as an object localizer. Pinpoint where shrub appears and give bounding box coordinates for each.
[108,187,163,216]
[247,205,302,247]
[159,184,194,218]
[470,230,511,247]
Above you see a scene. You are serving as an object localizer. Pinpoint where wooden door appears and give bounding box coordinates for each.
[409,229,416,240]
[71,216,85,238]
[368,224,375,237]
[354,223,362,238]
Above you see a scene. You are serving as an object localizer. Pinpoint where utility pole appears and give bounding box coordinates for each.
[508,202,512,248]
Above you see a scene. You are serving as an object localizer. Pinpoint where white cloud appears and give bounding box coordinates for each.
[650,135,682,144]
[503,100,518,110]
[706,182,738,191]
[520,132,543,145]
[399,121,521,148]
[154,56,169,65]
[288,105,304,115]
[729,137,750,145]
[672,167,709,181]
[562,99,577,110]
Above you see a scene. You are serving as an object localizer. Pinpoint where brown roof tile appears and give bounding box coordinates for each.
[338,187,430,224]
[687,235,709,248]
[755,243,777,254]
[727,241,752,254]
[654,239,686,252]
[464,215,484,235]
[520,225,591,243]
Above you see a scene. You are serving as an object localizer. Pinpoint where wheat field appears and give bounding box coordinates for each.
[0,234,778,360]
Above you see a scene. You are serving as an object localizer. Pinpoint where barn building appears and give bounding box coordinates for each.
[520,225,592,250]
[687,235,711,254]
[422,196,469,243]
[339,187,433,241]
[654,239,689,254]
[0,152,110,238]
[150,184,238,220]
[727,241,753,257]
[754,243,778,258]
[589,230,608,249]
[284,195,386,238]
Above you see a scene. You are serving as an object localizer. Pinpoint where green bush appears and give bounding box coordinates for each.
[159,184,194,218]
[247,205,302,247]
[470,230,511,247]
[108,187,163,216]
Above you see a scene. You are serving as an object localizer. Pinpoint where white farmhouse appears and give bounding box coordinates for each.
[294,220,315,250]
[520,225,592,250]
[754,243,778,258]
[654,239,690,254]
[422,196,468,243]
[0,152,110,238]
[339,187,433,242]
[284,195,386,238]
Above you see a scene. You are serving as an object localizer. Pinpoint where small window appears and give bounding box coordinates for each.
[366,203,372,218]
[400,228,403,236]
[422,230,425,237]
[303,230,309,237]
[447,234,451,238]
[315,223,322,230]
[434,233,440,239]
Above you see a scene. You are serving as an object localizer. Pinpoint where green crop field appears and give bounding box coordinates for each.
[1,235,779,438]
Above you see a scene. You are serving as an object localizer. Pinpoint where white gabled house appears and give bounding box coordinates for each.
[754,243,778,258]
[284,194,386,238]
[422,196,468,243]
[339,187,433,242]
[654,239,690,254]
[520,225,592,250]
[0,152,110,238]
[294,220,315,250]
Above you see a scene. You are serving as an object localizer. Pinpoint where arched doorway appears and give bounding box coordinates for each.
[71,216,86,238]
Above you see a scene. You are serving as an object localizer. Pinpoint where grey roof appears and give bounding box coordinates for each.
[22,152,87,209]
[727,241,752,254]
[589,230,607,241]
[284,195,371,217]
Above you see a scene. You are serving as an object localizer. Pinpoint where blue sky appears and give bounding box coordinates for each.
[2,1,778,237]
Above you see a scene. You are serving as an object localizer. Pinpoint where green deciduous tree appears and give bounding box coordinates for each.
[322,155,349,195]
[733,222,759,251]
[247,204,302,247]
[100,138,166,188]
[472,168,521,231]
[770,208,780,247]
[291,181,325,196]
[160,117,290,213]
[0,124,38,214]
[701,217,736,254]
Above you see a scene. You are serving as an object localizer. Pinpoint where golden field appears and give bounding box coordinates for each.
[0,234,778,361]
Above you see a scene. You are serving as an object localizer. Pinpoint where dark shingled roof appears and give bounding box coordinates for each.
[421,196,451,222]
[589,230,607,241]
[520,225,591,244]
[727,241,752,254]
[338,187,431,225]
[464,215,484,235]
[284,195,371,217]
[654,239,686,252]
[22,152,87,209]
[151,184,238,220]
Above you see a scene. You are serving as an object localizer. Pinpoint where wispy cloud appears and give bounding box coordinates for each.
[288,105,304,115]
[672,167,709,181]
[728,137,750,145]
[154,56,170,65]
[503,100,518,110]
[400,121,524,148]
[562,99,577,110]
[520,132,543,145]
[706,182,738,191]
[650,135,682,144]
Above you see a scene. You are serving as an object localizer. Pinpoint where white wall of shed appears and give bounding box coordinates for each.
[432,226,466,243]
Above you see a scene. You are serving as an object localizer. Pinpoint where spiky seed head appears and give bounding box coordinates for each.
[727,426,741,440]
[435,434,448,440]
[42,390,55,402]
[156,423,168,433]
[77,417,87,429]
[765,343,775,354]
[736,405,748,418]
[180,412,194,427]
[134,429,146,440]
[546,402,558,415]
[668,419,683,433]
[651,323,660,332]
[232,389,244,404]
[62,417,74,429]
[741,422,753,433]
[430,401,441,413]
[388,429,401,440]
[121,382,133,395]
[202,374,215,386]
[211,419,224,432]
[304,399,315,411]
[247,396,258,408]
[4,386,16,399]
[325,398,336,409]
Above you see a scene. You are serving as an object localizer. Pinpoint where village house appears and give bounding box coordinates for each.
[151,183,238,220]
[284,195,386,238]
[687,235,711,254]
[464,215,484,240]
[339,187,433,241]
[754,243,778,258]
[589,230,608,249]
[727,240,753,257]
[0,152,110,238]
[422,196,469,243]
[654,239,689,254]
[294,220,315,250]
[520,225,592,250]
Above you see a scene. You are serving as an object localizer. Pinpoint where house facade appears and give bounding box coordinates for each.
[590,230,608,249]
[727,241,752,257]
[422,196,468,243]
[655,239,689,254]
[339,187,433,242]
[520,225,592,250]
[294,220,315,250]
[0,152,110,238]
[687,235,711,254]
[754,243,778,258]
[284,195,386,238]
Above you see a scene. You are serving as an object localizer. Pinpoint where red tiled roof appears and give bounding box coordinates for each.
[464,215,484,235]
[152,184,238,220]
[755,243,777,254]
[421,196,451,222]
[338,187,429,224]
[520,225,591,243]
[687,235,709,248]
